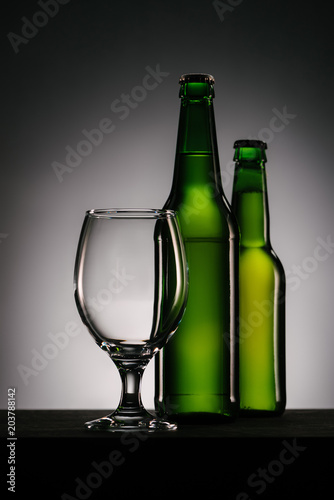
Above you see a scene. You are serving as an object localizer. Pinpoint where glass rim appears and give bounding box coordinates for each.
[86,208,178,219]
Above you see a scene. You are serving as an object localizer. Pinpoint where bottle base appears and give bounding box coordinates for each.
[164,412,237,424]
[240,407,285,418]
[156,394,239,423]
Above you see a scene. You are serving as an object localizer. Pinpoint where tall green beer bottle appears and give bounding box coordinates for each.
[231,140,286,416]
[154,74,239,422]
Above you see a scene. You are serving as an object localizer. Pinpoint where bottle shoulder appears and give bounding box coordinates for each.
[240,245,285,276]
[165,191,238,240]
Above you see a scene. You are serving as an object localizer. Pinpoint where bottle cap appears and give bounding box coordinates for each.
[179,74,215,99]
[179,74,215,84]
[233,140,267,150]
[233,139,267,162]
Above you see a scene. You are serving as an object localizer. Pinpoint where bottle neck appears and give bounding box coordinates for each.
[172,92,224,192]
[231,160,270,247]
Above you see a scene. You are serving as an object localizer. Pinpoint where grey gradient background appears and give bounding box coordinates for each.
[1,0,333,410]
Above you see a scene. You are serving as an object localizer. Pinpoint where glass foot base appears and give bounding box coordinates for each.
[84,409,177,431]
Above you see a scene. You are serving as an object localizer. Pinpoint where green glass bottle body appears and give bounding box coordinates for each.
[154,74,239,422]
[231,140,286,416]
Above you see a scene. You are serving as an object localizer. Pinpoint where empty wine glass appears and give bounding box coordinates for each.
[74,209,188,430]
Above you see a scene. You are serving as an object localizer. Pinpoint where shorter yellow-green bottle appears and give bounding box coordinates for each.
[231,140,286,416]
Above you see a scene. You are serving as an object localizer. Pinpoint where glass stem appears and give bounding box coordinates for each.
[116,361,147,412]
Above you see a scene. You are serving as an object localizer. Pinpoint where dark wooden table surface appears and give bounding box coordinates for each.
[4,408,333,438]
[1,410,333,499]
